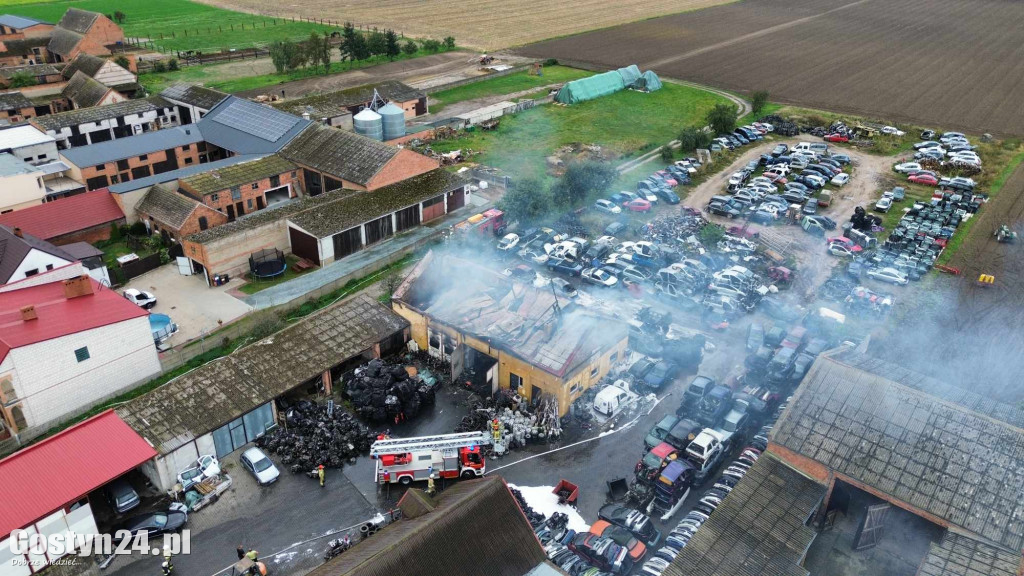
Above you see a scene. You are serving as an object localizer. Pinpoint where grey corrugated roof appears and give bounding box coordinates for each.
[116,294,408,453]
[0,64,62,79]
[0,92,33,111]
[60,124,203,167]
[0,225,75,284]
[180,154,295,196]
[280,124,399,187]
[0,15,49,29]
[60,241,103,260]
[32,96,171,131]
[288,168,464,238]
[272,80,424,118]
[47,27,83,58]
[61,53,105,80]
[916,532,1020,576]
[56,8,99,34]
[160,83,228,111]
[107,155,264,194]
[771,350,1024,552]
[0,153,38,176]
[0,37,48,57]
[135,183,200,229]
[306,476,546,576]
[62,71,110,109]
[196,96,309,155]
[664,452,826,576]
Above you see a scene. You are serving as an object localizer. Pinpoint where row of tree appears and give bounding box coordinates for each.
[269,24,455,75]
[498,161,618,224]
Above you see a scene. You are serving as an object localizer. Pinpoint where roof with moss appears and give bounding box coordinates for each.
[60,53,106,80]
[179,154,296,197]
[280,124,400,186]
[272,80,424,118]
[61,70,110,108]
[0,92,33,111]
[32,95,171,131]
[0,64,62,79]
[161,83,228,111]
[0,37,49,57]
[56,8,100,35]
[47,27,83,58]
[135,183,201,229]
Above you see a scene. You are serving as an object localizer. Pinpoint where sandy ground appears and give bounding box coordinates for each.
[681,139,894,298]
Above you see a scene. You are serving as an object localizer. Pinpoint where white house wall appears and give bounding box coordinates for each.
[0,171,46,213]
[93,62,136,88]
[6,315,160,428]
[46,107,180,149]
[8,140,58,165]
[6,249,71,284]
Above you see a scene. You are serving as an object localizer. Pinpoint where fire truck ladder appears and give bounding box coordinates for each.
[370,432,492,457]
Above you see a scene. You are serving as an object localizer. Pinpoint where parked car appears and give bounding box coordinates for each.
[707,202,741,219]
[590,520,648,562]
[496,233,520,252]
[626,199,652,212]
[827,244,856,258]
[644,414,680,450]
[123,288,157,309]
[867,267,909,285]
[831,153,851,165]
[598,504,661,546]
[891,186,906,201]
[621,266,653,283]
[111,504,188,544]
[874,196,892,212]
[881,126,905,136]
[637,188,660,203]
[830,173,850,187]
[240,447,280,485]
[746,323,764,353]
[894,162,922,174]
[656,188,680,204]
[177,455,220,490]
[824,133,849,143]
[595,199,622,214]
[802,201,817,215]
[908,173,938,185]
[551,277,578,298]
[569,533,633,574]
[105,477,141,514]
[644,361,680,390]
[582,267,619,287]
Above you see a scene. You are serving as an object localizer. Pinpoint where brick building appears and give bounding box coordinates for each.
[159,83,227,124]
[31,95,179,149]
[60,52,137,95]
[46,8,123,63]
[0,37,48,68]
[0,190,125,245]
[0,92,36,123]
[178,154,299,221]
[272,80,428,128]
[0,15,53,41]
[135,183,227,241]
[60,70,127,109]
[60,124,205,190]
[0,63,63,90]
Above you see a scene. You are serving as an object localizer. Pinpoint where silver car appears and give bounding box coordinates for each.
[241,447,280,485]
[867,267,909,286]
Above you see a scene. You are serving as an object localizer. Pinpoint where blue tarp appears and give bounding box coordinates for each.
[616,65,642,87]
[640,70,663,92]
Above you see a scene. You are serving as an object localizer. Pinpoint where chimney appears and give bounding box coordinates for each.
[20,305,37,321]
[13,227,23,238]
[62,275,94,299]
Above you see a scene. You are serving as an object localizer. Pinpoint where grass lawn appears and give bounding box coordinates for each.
[429,65,590,113]
[237,255,315,294]
[94,236,157,268]
[10,0,339,53]
[429,83,729,181]
[775,105,917,156]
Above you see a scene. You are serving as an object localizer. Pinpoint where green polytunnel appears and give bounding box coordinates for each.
[554,71,626,104]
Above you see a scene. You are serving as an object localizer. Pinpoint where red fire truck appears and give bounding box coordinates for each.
[370,432,491,485]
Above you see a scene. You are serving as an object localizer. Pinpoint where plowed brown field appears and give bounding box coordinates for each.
[193,0,735,50]
[520,0,1024,137]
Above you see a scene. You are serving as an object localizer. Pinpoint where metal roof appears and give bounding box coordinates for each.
[916,532,1021,576]
[0,410,156,538]
[32,96,172,132]
[107,154,263,194]
[280,123,399,187]
[771,349,1024,552]
[197,96,309,155]
[0,14,49,29]
[60,124,203,167]
[0,125,54,149]
[160,83,228,111]
[0,152,38,176]
[0,190,122,241]
[664,452,826,576]
[116,294,408,454]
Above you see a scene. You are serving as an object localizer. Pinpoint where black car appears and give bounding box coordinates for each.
[656,188,680,204]
[643,360,680,390]
[707,202,741,219]
[782,191,807,204]
[598,504,661,546]
[802,201,818,215]
[807,215,837,230]
[629,358,657,380]
[920,129,936,140]
[771,144,788,157]
[112,504,188,544]
[679,376,714,414]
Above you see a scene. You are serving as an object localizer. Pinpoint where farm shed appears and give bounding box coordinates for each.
[116,294,408,491]
[272,80,428,127]
[554,70,624,104]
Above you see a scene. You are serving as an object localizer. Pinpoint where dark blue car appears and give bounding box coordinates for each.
[644,360,680,390]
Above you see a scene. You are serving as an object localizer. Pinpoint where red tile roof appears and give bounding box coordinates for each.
[0,190,124,241]
[0,276,148,363]
[0,410,157,538]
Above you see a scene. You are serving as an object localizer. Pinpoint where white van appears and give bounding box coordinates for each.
[592,380,639,421]
[791,142,813,153]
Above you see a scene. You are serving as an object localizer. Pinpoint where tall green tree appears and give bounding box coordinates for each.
[750,90,769,116]
[422,39,442,53]
[269,41,289,73]
[367,29,387,56]
[552,160,617,208]
[443,36,456,50]
[497,178,552,224]
[384,29,400,61]
[705,103,737,135]
[401,40,418,56]
[349,32,370,61]
[318,31,332,73]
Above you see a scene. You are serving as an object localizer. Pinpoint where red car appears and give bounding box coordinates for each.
[908,173,938,185]
[728,226,760,240]
[626,199,652,212]
[824,133,849,143]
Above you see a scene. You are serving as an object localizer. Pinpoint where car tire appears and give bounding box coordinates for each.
[399,475,412,486]
[461,470,475,479]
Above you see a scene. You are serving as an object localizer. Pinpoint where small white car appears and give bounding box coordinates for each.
[177,455,220,489]
[867,267,909,285]
[874,196,893,212]
[581,267,618,287]
[827,244,856,258]
[594,199,622,214]
[727,172,747,187]
[830,173,850,187]
[241,447,280,486]
[894,162,921,174]
[496,233,519,252]
[123,288,157,309]
[881,126,905,136]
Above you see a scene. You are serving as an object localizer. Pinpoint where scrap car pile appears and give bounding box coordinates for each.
[256,400,373,472]
[344,358,439,423]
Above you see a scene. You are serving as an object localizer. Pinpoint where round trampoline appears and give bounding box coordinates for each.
[249,248,287,279]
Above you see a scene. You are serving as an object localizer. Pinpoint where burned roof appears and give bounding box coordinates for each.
[0,92,33,111]
[179,154,296,197]
[917,532,1021,576]
[60,53,105,80]
[272,80,424,118]
[0,36,49,57]
[399,252,629,378]
[771,349,1024,552]
[280,123,399,187]
[47,27,83,58]
[32,95,171,131]
[61,70,110,108]
[56,7,100,34]
[160,82,228,111]
[664,452,826,576]
[135,183,201,229]
[288,169,464,238]
[0,64,62,79]
[116,294,408,454]
[307,477,546,576]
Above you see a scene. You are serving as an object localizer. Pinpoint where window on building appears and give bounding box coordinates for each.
[246,199,253,209]
[291,171,297,178]
[510,373,523,390]
[45,264,53,271]
[23,269,38,277]
[251,183,258,190]
[231,186,241,201]
[1,209,11,215]
[270,174,280,187]
[95,163,106,171]
[184,157,193,165]
[138,154,148,161]
[609,351,618,363]
[36,154,46,160]
[117,159,129,171]
[74,347,90,362]
[181,144,190,151]
[198,216,208,230]
[210,193,219,202]
[570,382,582,395]
[590,366,599,379]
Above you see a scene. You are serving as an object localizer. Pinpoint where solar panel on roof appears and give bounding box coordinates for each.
[210,99,300,142]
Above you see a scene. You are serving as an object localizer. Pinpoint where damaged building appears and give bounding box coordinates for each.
[392,251,629,416]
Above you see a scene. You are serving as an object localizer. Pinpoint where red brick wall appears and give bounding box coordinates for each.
[0,107,36,122]
[49,218,125,245]
[78,146,201,190]
[76,16,123,57]
[176,204,227,238]
[183,169,300,214]
[366,149,439,190]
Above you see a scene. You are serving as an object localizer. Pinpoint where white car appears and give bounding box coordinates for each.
[177,455,220,489]
[518,248,549,264]
[874,196,892,212]
[918,145,946,155]
[827,244,856,258]
[867,267,909,285]
[830,173,850,187]
[240,447,280,486]
[496,233,519,251]
[581,267,618,287]
[594,199,622,214]
[123,288,157,309]
[727,172,747,187]
[882,126,905,136]
[674,160,697,174]
[894,162,921,174]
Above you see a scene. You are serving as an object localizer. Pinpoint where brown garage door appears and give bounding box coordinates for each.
[422,195,445,221]
[446,188,465,212]
[289,226,320,265]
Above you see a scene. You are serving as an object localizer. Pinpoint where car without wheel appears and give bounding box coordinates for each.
[824,133,849,143]
[894,162,921,174]
[827,244,856,258]
[496,233,519,252]
[908,173,938,185]
[626,199,652,212]
[882,126,905,136]
[875,196,893,212]
[707,201,741,219]
[551,277,578,298]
